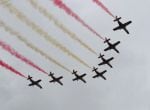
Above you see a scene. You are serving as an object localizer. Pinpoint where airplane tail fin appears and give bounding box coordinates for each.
[98,53,104,58]
[49,72,54,76]
[92,67,97,72]
[114,16,121,22]
[27,75,32,80]
[104,38,110,43]
[72,70,77,74]
[102,70,107,75]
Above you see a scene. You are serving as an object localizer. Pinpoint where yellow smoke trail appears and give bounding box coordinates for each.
[0,20,71,73]
[0,0,9,4]
[29,0,97,56]
[1,1,91,69]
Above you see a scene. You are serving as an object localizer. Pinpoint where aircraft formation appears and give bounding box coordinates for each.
[27,16,132,89]
[0,0,132,89]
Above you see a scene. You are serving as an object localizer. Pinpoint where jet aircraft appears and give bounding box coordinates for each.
[27,75,42,89]
[92,67,107,80]
[49,72,63,86]
[98,54,114,68]
[72,70,86,83]
[104,38,120,53]
[113,16,132,34]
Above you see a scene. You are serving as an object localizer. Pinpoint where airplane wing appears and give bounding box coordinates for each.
[104,46,111,52]
[101,70,107,80]
[108,57,114,62]
[114,41,120,46]
[50,79,63,85]
[81,74,86,77]
[114,48,119,53]
[124,21,132,26]
[102,70,107,74]
[73,77,86,83]
[101,75,106,80]
[93,74,106,80]
[28,83,34,86]
[73,78,86,83]
[50,79,55,83]
[113,26,121,31]
[58,81,63,86]
[98,62,105,66]
[105,47,119,53]
[93,70,107,78]
[107,63,113,68]
[81,79,86,83]
[124,28,129,34]
[36,79,41,83]
[123,21,131,34]
[81,74,86,83]
[58,76,63,80]
[72,77,78,81]
[93,74,99,78]
[37,84,42,89]
[106,58,114,68]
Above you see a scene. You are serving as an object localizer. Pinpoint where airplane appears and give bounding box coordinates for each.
[98,53,114,68]
[113,16,132,34]
[104,38,120,53]
[72,70,86,83]
[92,67,107,80]
[27,75,42,89]
[49,72,63,86]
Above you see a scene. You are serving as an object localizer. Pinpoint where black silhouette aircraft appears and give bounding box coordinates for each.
[72,70,86,83]
[104,38,120,53]
[27,75,42,89]
[92,67,107,80]
[49,72,63,86]
[98,54,114,68]
[113,16,132,34]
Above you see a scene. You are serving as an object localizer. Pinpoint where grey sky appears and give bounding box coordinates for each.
[0,0,150,110]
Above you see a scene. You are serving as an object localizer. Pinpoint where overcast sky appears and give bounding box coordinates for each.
[0,0,150,110]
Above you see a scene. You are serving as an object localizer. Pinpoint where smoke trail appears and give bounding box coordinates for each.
[0,40,48,75]
[0,20,72,73]
[52,0,105,40]
[2,2,91,69]
[0,0,9,4]
[92,0,115,18]
[29,0,97,56]
[0,59,27,78]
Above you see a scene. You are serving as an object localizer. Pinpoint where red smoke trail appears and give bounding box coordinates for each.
[0,59,27,78]
[53,0,105,40]
[0,40,48,75]
[92,0,115,18]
